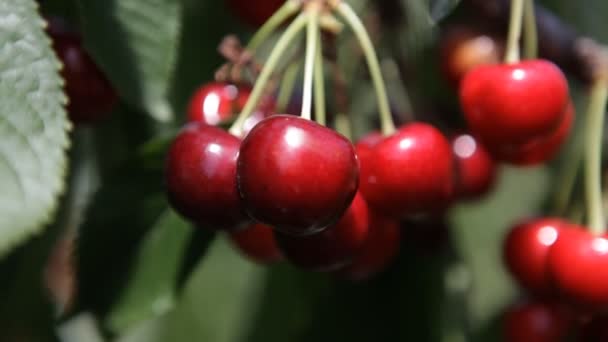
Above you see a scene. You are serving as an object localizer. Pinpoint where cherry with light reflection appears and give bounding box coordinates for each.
[229,223,283,264]
[503,218,565,296]
[47,16,117,124]
[187,82,273,136]
[275,192,369,271]
[359,122,454,218]
[355,131,383,189]
[237,115,359,236]
[460,59,569,146]
[503,300,573,342]
[548,227,608,311]
[452,133,497,199]
[165,122,247,230]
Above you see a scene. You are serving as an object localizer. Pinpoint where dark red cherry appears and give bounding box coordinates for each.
[47,18,117,124]
[503,300,572,342]
[548,227,608,311]
[165,122,247,230]
[341,212,400,280]
[355,131,383,188]
[440,26,503,86]
[452,133,497,199]
[579,314,608,341]
[187,82,273,137]
[225,0,285,27]
[360,122,454,218]
[237,115,359,236]
[275,192,369,271]
[460,59,569,145]
[485,102,574,166]
[503,218,564,296]
[228,223,283,264]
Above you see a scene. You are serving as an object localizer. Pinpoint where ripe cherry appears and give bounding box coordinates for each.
[440,26,503,86]
[165,122,247,230]
[340,212,400,280]
[187,82,274,136]
[503,218,564,296]
[46,17,117,124]
[452,133,497,199]
[225,0,285,27]
[503,300,572,342]
[275,192,369,271]
[548,227,608,311]
[359,122,454,218]
[355,131,383,188]
[460,59,569,145]
[485,102,574,166]
[579,314,608,341]
[228,224,283,264]
[237,115,359,236]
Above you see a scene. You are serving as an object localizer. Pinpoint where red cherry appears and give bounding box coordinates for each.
[225,0,285,27]
[579,314,608,341]
[341,212,400,280]
[275,192,369,271]
[360,122,454,218]
[485,102,574,166]
[440,26,503,86]
[548,227,608,311]
[165,122,247,230]
[237,115,359,236]
[452,133,497,199]
[503,218,564,296]
[187,82,273,136]
[503,300,572,342]
[47,19,117,124]
[460,59,569,145]
[355,131,383,188]
[228,224,283,264]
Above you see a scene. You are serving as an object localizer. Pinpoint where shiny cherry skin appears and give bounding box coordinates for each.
[355,131,383,188]
[460,59,569,145]
[47,19,117,124]
[165,122,247,230]
[228,223,283,264]
[440,26,503,86]
[237,115,359,236]
[225,0,285,27]
[187,82,273,136]
[340,212,400,280]
[485,102,574,166]
[503,218,564,296]
[503,300,572,342]
[275,192,369,271]
[360,122,454,218]
[548,227,608,311]
[452,133,497,199]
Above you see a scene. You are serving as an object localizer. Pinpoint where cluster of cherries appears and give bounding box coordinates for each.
[165,81,499,279]
[45,16,117,124]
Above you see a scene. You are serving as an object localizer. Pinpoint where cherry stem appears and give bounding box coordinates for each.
[334,1,396,136]
[504,0,524,64]
[229,14,308,135]
[585,79,608,235]
[247,0,302,51]
[523,0,538,59]
[314,32,326,125]
[335,112,352,140]
[301,4,320,120]
[277,61,300,113]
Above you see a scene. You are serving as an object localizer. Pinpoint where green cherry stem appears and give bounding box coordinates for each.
[504,0,524,64]
[276,61,301,113]
[247,0,302,51]
[300,4,320,120]
[523,0,538,59]
[334,1,395,136]
[585,79,608,235]
[229,14,308,136]
[313,32,326,125]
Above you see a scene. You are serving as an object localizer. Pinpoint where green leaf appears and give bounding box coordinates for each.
[77,0,182,122]
[429,0,461,22]
[106,210,193,333]
[0,0,70,258]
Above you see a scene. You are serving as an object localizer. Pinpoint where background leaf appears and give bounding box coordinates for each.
[77,0,182,122]
[0,0,70,258]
